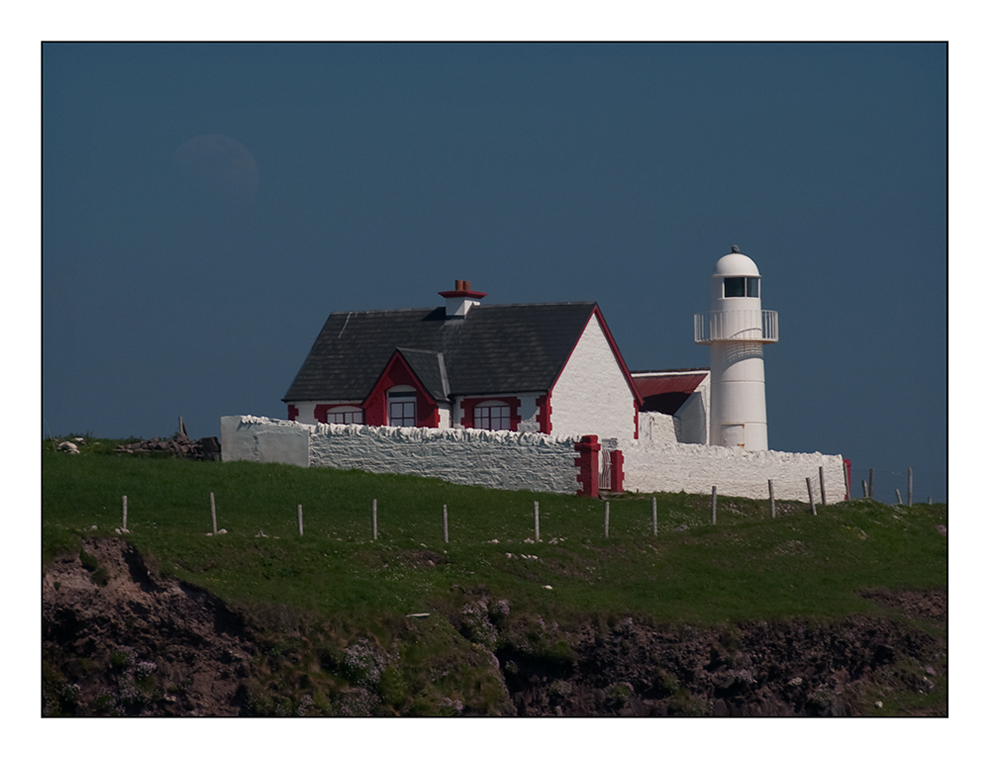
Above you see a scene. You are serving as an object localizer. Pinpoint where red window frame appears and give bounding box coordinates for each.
[315,404,365,424]
[474,403,512,430]
[460,397,521,431]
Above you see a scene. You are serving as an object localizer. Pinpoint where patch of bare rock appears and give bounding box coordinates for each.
[43,539,254,716]
[113,432,220,461]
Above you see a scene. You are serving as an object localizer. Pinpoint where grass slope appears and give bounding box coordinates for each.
[43,439,947,629]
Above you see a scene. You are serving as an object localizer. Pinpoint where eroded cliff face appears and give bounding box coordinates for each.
[500,607,945,716]
[43,539,255,716]
[42,539,946,717]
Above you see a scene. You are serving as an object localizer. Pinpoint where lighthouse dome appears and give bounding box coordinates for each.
[713,249,761,278]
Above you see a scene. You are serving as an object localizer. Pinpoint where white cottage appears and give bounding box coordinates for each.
[283,280,646,444]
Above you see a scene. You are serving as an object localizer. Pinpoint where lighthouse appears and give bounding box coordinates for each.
[694,246,778,451]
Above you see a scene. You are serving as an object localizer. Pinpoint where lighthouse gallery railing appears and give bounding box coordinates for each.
[694,310,778,344]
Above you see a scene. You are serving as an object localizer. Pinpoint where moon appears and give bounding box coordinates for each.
[172,134,259,204]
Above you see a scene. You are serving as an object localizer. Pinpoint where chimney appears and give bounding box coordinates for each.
[438,279,487,318]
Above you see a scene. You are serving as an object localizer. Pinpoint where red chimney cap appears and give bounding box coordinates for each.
[438,279,487,299]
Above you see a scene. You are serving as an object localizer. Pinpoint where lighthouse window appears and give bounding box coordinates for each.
[723,277,759,298]
[723,277,745,298]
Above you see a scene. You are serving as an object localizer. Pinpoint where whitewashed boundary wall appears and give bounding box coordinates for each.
[623,440,847,504]
[221,416,581,494]
[221,416,847,503]
[308,422,582,493]
[638,412,679,446]
[221,415,310,467]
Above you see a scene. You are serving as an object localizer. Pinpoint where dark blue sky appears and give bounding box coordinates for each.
[42,43,947,502]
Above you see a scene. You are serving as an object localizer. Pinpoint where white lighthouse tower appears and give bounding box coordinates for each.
[694,246,778,451]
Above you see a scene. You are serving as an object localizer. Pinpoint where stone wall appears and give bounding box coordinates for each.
[221,416,582,494]
[221,416,847,503]
[308,422,582,493]
[221,416,310,467]
[622,439,848,504]
[637,412,679,446]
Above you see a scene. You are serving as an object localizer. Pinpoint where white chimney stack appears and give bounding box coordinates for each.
[439,279,486,318]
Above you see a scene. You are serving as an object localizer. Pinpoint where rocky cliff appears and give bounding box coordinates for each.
[42,539,946,716]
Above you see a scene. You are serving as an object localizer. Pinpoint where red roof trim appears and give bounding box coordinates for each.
[633,373,707,397]
[592,306,644,407]
[547,305,643,408]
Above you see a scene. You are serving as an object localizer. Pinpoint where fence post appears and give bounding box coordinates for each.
[819,466,826,507]
[768,480,776,519]
[908,467,913,507]
[372,499,378,541]
[868,469,874,499]
[298,504,304,537]
[896,489,903,505]
[711,486,717,525]
[604,501,610,538]
[862,480,868,499]
[806,478,816,516]
[122,495,129,532]
[534,501,540,543]
[652,496,657,536]
[443,504,449,544]
[211,492,218,534]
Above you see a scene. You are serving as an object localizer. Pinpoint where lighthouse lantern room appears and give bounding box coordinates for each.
[694,246,778,451]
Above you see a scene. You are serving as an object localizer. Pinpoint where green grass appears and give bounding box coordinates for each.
[42,438,948,715]
[42,438,947,629]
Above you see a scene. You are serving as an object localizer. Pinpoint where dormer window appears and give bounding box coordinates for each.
[387,386,417,427]
[723,277,760,298]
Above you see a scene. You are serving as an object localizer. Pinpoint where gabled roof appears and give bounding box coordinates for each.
[396,348,449,401]
[283,302,605,403]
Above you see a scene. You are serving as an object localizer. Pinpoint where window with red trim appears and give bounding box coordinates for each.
[474,402,512,430]
[461,397,521,431]
[388,391,417,427]
[328,408,364,424]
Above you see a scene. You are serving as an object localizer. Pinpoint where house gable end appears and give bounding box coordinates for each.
[547,306,641,441]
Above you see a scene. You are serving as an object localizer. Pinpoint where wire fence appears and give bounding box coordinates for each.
[99,475,920,548]
[847,466,947,506]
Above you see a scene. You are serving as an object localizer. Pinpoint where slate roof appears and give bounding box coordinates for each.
[395,348,449,401]
[283,302,600,403]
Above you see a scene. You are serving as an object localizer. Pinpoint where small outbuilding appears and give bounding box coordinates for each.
[631,369,711,445]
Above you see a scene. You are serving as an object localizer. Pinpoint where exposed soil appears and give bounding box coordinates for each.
[42,539,946,716]
[42,539,255,716]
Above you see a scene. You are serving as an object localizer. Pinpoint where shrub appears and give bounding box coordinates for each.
[460,600,499,650]
[341,639,390,688]
[652,668,679,698]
